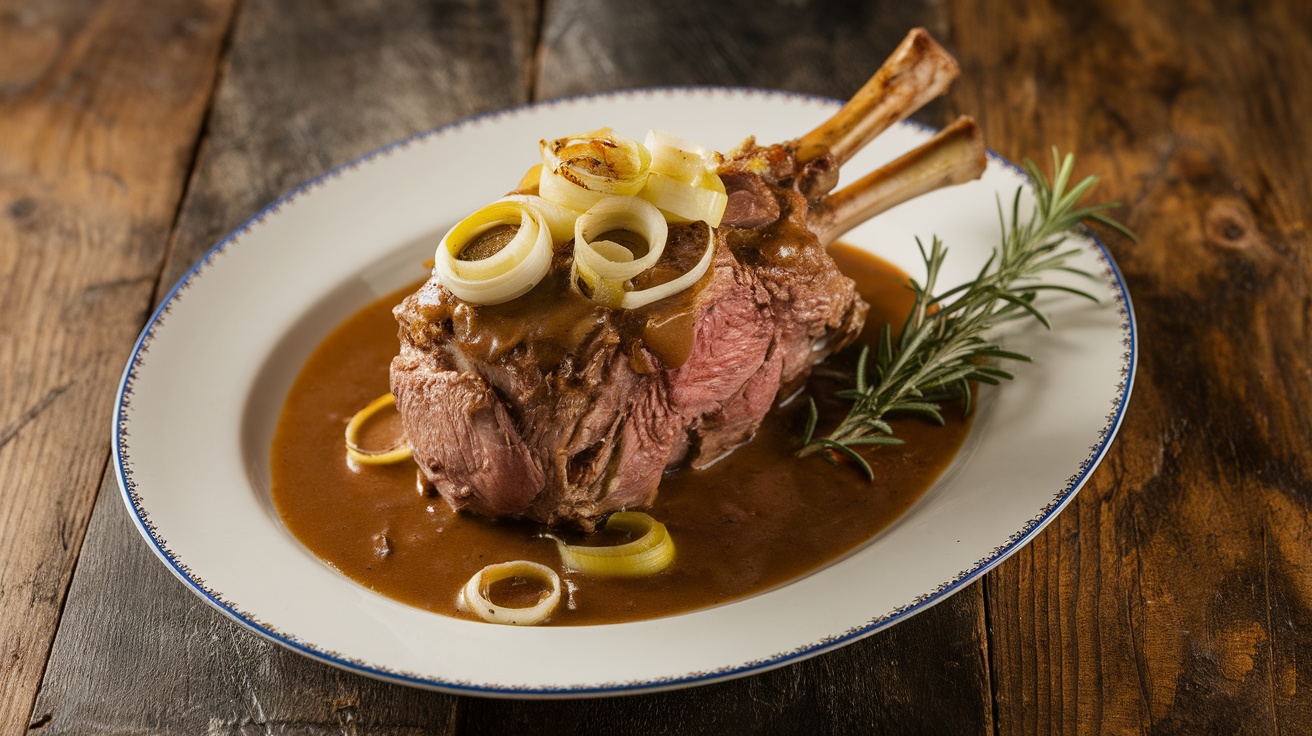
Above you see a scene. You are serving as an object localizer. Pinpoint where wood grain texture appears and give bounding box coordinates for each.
[454,594,991,736]
[153,0,542,282]
[944,0,1312,733]
[28,0,538,733]
[455,3,996,733]
[30,0,1311,733]
[30,475,461,735]
[0,1,236,733]
[28,0,999,733]
[536,0,947,98]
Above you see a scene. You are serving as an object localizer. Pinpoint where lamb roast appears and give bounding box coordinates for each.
[390,29,987,529]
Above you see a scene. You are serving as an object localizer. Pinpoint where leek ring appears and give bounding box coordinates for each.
[645,129,720,181]
[619,222,715,309]
[640,170,728,227]
[344,393,412,466]
[499,194,580,245]
[539,128,652,212]
[640,130,728,226]
[572,197,668,308]
[547,511,676,577]
[457,560,562,626]
[433,200,553,305]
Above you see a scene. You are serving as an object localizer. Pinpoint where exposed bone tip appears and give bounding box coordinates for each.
[796,28,964,166]
[904,27,958,67]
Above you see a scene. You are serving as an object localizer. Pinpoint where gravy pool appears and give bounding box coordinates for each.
[271,243,971,625]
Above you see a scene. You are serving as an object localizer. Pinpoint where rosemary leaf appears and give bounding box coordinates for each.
[798,152,1132,476]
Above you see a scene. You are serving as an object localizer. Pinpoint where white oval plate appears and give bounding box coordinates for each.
[115,88,1134,697]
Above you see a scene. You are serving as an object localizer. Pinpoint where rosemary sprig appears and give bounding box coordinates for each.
[798,149,1135,479]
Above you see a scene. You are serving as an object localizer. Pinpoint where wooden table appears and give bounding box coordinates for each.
[3,1,1309,732]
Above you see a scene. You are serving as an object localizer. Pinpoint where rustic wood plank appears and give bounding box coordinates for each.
[945,0,1312,732]
[28,0,538,733]
[0,1,236,733]
[456,594,991,736]
[536,0,947,99]
[150,0,542,275]
[30,474,460,735]
[30,1,1001,732]
[453,2,995,733]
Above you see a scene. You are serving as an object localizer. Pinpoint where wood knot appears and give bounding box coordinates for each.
[1203,199,1258,251]
[8,197,35,220]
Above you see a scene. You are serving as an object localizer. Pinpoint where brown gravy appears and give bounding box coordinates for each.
[271,244,971,625]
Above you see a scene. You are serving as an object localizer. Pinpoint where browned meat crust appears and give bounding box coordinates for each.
[392,149,865,529]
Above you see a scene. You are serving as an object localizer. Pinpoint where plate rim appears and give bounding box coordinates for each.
[113,85,1137,697]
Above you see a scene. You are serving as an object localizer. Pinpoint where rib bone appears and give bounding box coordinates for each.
[810,116,987,245]
[795,28,961,166]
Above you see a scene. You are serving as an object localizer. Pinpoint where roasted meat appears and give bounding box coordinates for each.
[391,28,987,529]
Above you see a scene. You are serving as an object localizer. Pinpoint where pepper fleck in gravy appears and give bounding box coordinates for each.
[270,243,971,625]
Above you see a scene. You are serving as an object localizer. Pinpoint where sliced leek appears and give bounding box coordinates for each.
[548,512,676,577]
[641,170,728,227]
[572,196,668,308]
[620,222,715,309]
[572,197,717,309]
[437,128,723,310]
[345,393,412,466]
[499,194,580,245]
[645,129,720,180]
[457,560,561,625]
[433,199,553,305]
[640,130,728,226]
[540,128,652,212]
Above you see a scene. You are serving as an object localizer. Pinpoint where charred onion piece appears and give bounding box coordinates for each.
[540,128,652,211]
